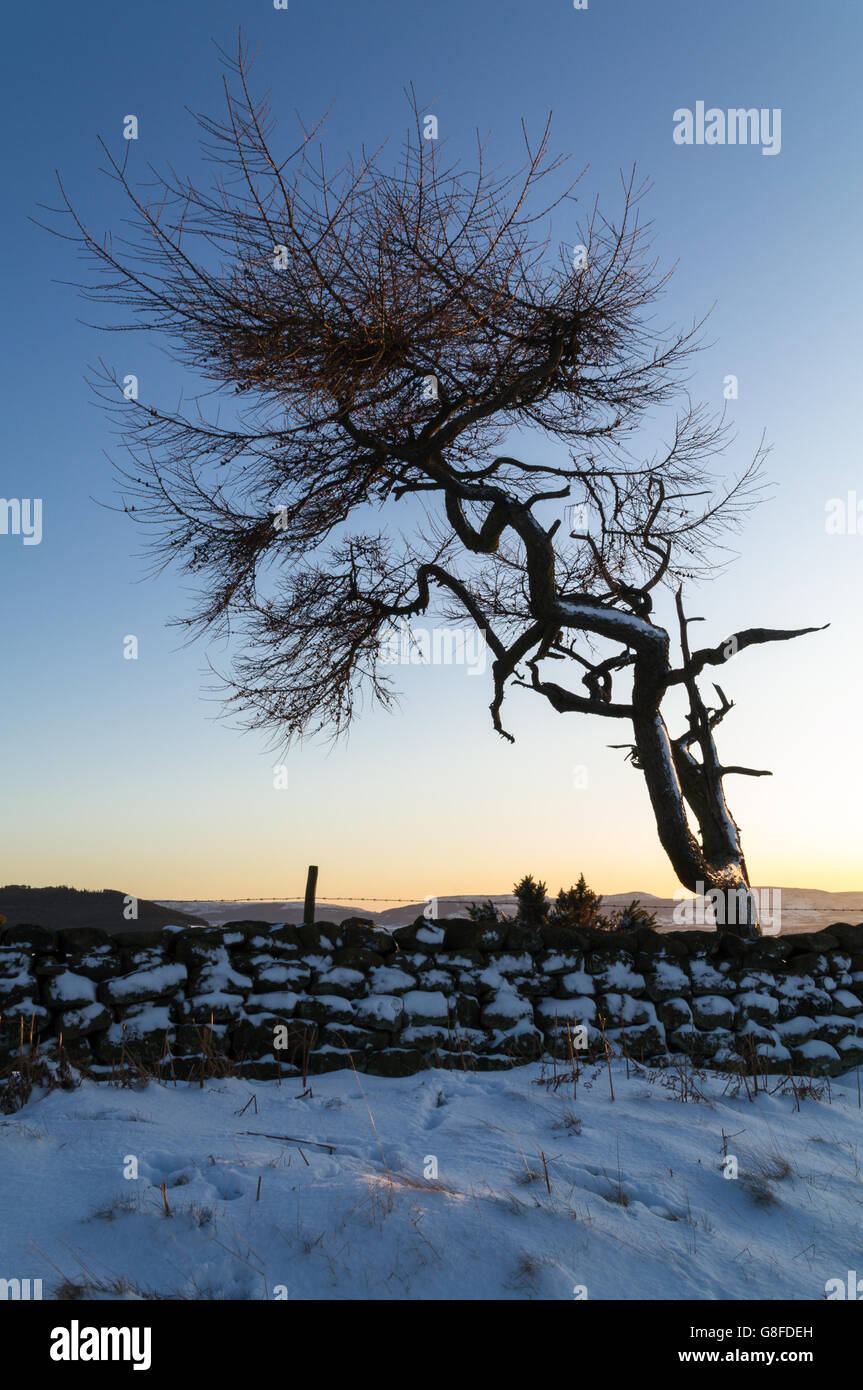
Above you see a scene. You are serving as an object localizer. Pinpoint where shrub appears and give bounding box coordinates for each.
[552,874,605,930]
[513,875,549,926]
[604,899,659,932]
[467,899,500,923]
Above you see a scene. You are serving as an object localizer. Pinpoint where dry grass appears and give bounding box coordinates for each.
[738,1143,795,1205]
[0,1039,80,1113]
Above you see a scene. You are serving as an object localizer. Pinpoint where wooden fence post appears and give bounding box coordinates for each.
[303,865,319,925]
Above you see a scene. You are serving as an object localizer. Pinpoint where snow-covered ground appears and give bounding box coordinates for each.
[2,1059,862,1300]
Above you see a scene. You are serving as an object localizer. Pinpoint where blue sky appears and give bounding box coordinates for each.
[2,0,861,902]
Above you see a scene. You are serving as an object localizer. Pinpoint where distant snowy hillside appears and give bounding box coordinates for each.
[155,887,863,933]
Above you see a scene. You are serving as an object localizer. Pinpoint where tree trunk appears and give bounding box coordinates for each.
[631,702,760,939]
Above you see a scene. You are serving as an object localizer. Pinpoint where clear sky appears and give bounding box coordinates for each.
[1,0,860,904]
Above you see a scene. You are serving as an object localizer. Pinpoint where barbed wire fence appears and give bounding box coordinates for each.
[156,895,863,914]
[142,864,863,926]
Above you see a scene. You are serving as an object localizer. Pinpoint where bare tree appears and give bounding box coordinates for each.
[45,41,825,937]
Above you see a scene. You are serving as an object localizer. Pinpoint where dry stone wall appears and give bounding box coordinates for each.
[3,917,863,1079]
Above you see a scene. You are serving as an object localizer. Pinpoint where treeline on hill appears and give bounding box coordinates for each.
[0,886,207,935]
[469,875,658,933]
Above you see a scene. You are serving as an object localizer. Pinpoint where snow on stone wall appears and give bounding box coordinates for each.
[2,917,863,1078]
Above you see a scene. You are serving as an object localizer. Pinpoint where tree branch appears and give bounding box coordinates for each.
[668,623,829,683]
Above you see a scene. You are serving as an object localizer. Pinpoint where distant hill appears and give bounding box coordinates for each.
[156,887,863,934]
[154,892,671,931]
[3,884,859,939]
[156,899,392,929]
[0,886,207,935]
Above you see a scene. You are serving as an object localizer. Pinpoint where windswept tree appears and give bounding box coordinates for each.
[46,43,825,937]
